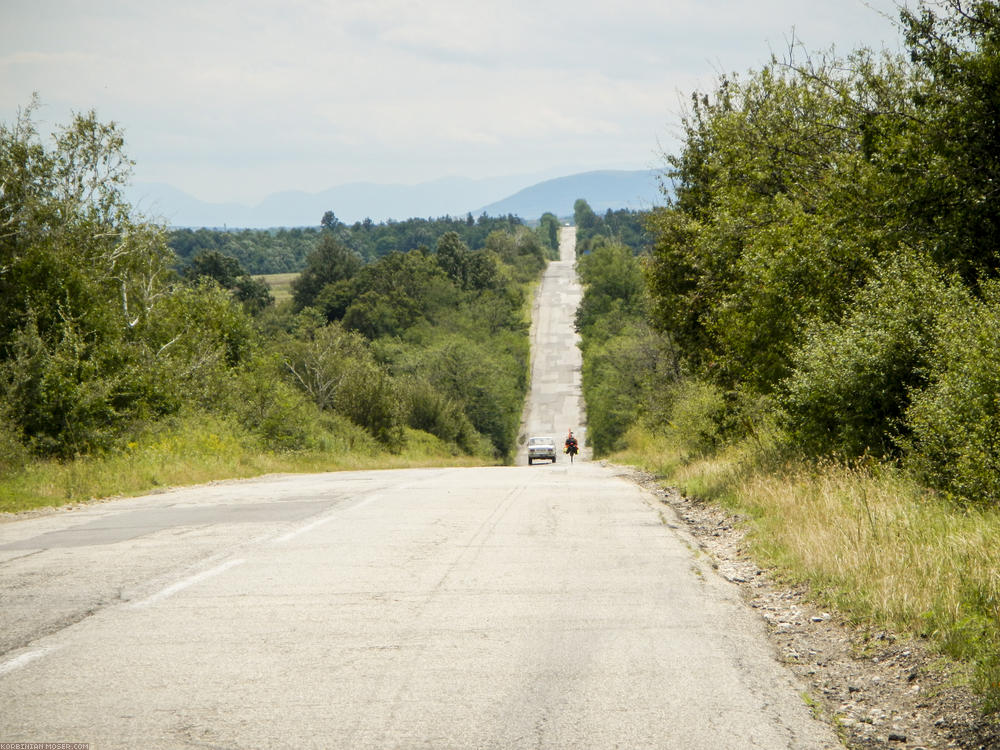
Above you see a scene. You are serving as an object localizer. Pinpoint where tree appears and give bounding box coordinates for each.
[0,100,175,455]
[574,199,599,233]
[291,233,363,311]
[185,250,273,314]
[435,231,471,288]
[645,51,918,394]
[574,241,645,336]
[185,250,242,287]
[537,212,560,256]
[894,0,1000,282]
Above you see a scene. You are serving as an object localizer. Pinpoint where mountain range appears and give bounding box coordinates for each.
[126,169,667,229]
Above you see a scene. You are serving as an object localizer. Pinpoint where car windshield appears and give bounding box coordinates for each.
[529,438,553,445]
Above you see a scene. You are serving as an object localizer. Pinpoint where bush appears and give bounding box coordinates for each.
[661,378,727,460]
[0,415,28,473]
[400,377,481,454]
[905,279,1000,504]
[1,312,136,456]
[781,253,961,459]
[581,319,672,455]
[230,358,323,450]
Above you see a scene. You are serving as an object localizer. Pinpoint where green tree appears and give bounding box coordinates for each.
[574,241,646,336]
[782,253,960,459]
[537,212,560,256]
[645,51,917,394]
[291,233,362,311]
[0,100,175,455]
[185,250,242,287]
[185,250,273,314]
[436,231,472,288]
[905,279,1000,504]
[896,0,1000,282]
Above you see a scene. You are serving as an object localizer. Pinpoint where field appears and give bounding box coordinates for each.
[260,272,297,303]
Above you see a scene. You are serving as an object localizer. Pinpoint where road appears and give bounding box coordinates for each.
[517,225,589,463]
[0,227,839,749]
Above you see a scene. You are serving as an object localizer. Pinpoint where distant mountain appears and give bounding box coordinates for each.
[475,170,666,218]
[126,169,667,229]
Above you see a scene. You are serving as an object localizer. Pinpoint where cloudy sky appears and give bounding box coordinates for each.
[1,0,904,204]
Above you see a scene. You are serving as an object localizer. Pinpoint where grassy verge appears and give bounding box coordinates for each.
[0,414,492,515]
[612,425,1000,708]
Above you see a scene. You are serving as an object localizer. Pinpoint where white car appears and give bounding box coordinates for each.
[527,436,557,465]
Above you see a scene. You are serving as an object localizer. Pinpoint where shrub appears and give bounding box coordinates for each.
[781,253,961,459]
[400,377,481,454]
[905,279,1000,504]
[661,377,727,460]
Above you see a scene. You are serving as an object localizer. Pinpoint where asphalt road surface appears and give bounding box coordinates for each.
[0,227,839,749]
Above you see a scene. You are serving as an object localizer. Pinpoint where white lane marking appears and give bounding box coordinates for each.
[346,493,382,513]
[270,515,336,545]
[270,494,381,546]
[132,558,245,608]
[0,646,60,677]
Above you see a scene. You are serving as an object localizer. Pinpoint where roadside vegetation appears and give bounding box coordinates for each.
[578,0,1000,710]
[0,98,558,512]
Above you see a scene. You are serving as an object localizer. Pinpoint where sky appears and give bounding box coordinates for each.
[1,0,906,205]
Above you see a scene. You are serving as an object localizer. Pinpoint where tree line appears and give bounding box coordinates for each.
[572,199,651,257]
[580,0,1000,505]
[168,211,559,275]
[0,99,555,474]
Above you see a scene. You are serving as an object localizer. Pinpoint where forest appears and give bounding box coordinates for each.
[0,99,559,507]
[167,211,536,274]
[577,0,1000,707]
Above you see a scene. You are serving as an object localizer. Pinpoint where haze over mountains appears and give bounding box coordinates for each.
[126,170,666,229]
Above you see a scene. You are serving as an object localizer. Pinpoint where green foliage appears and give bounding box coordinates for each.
[168,214,527,275]
[782,253,962,459]
[0,101,175,456]
[184,250,274,314]
[169,227,320,275]
[640,1,1000,504]
[484,228,547,282]
[399,377,480,454]
[229,356,324,450]
[659,378,728,460]
[284,220,542,459]
[341,250,457,336]
[536,213,560,257]
[411,336,525,458]
[645,53,909,393]
[905,280,1000,504]
[575,241,646,336]
[277,319,401,446]
[576,241,678,455]
[581,320,674,455]
[0,102,544,479]
[291,233,363,311]
[573,199,651,256]
[897,0,1000,282]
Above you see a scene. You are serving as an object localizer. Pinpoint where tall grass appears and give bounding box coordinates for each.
[615,425,1000,708]
[0,414,490,514]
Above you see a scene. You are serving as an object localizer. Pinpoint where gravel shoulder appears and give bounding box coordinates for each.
[618,464,1000,750]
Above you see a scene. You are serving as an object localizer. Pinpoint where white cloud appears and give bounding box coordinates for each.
[0,0,904,203]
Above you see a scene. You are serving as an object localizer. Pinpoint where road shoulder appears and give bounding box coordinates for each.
[616,463,1000,750]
